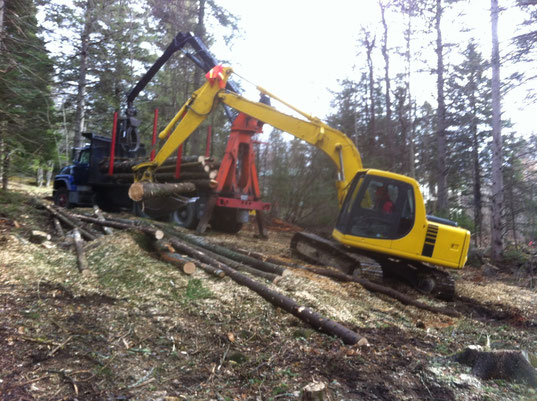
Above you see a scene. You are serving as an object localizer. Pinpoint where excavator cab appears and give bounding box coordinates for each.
[336,171,415,241]
[333,169,470,270]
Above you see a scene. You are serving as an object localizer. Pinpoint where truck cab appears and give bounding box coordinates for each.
[53,132,145,210]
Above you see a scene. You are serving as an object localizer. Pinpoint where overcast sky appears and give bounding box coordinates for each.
[210,0,536,136]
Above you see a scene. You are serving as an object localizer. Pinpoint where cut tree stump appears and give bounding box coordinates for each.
[301,382,328,401]
[453,347,537,386]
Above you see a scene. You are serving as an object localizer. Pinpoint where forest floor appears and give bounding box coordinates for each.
[1,179,537,401]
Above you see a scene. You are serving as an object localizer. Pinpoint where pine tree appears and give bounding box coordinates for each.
[0,0,57,190]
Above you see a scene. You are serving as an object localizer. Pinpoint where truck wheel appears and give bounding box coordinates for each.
[54,187,71,208]
[170,203,198,229]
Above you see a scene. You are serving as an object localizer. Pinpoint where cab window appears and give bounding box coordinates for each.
[338,175,415,240]
[78,150,90,164]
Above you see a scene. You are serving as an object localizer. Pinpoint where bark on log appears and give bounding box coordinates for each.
[73,215,164,240]
[42,203,97,241]
[99,155,207,172]
[173,238,279,281]
[170,229,285,276]
[53,218,64,238]
[72,228,88,273]
[301,265,460,318]
[166,236,361,345]
[93,206,113,235]
[153,240,195,275]
[128,182,196,202]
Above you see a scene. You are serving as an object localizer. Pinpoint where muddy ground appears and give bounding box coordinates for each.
[1,181,536,400]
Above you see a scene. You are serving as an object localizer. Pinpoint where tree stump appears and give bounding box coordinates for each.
[453,347,537,386]
[301,382,328,401]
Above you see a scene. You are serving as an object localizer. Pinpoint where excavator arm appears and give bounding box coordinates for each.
[134,66,362,203]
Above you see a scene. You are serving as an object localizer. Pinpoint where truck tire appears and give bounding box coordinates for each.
[54,187,71,208]
[170,203,198,229]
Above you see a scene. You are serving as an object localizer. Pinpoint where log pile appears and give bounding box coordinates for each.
[39,203,460,343]
[100,155,220,187]
[39,203,364,345]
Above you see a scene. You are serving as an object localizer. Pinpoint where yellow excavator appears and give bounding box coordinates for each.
[133,66,470,299]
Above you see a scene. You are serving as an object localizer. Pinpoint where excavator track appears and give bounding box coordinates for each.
[290,231,456,301]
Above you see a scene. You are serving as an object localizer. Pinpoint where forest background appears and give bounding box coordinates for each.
[1,0,537,262]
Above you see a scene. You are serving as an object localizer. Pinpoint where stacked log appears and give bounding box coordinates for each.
[99,155,220,186]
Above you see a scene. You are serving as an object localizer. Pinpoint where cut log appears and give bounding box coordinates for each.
[169,229,285,275]
[72,228,88,273]
[30,230,51,244]
[53,218,64,238]
[128,182,196,202]
[73,215,164,240]
[160,252,196,275]
[93,206,113,235]
[454,347,537,386]
[41,203,97,241]
[166,236,361,345]
[153,240,195,275]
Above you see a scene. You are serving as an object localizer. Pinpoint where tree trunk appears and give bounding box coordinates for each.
[73,0,94,151]
[364,30,376,151]
[470,83,483,247]
[380,2,394,171]
[435,0,448,214]
[490,0,504,262]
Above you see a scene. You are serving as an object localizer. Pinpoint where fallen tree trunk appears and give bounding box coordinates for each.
[72,215,164,240]
[93,206,113,235]
[153,240,195,275]
[166,236,361,345]
[128,182,196,202]
[72,228,88,273]
[300,265,460,318]
[53,218,64,238]
[42,203,97,241]
[169,229,285,276]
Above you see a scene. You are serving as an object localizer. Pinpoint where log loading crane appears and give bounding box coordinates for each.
[133,66,471,300]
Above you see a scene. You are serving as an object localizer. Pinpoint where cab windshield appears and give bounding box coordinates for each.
[336,173,415,240]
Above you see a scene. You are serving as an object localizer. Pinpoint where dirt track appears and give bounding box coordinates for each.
[1,183,537,400]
